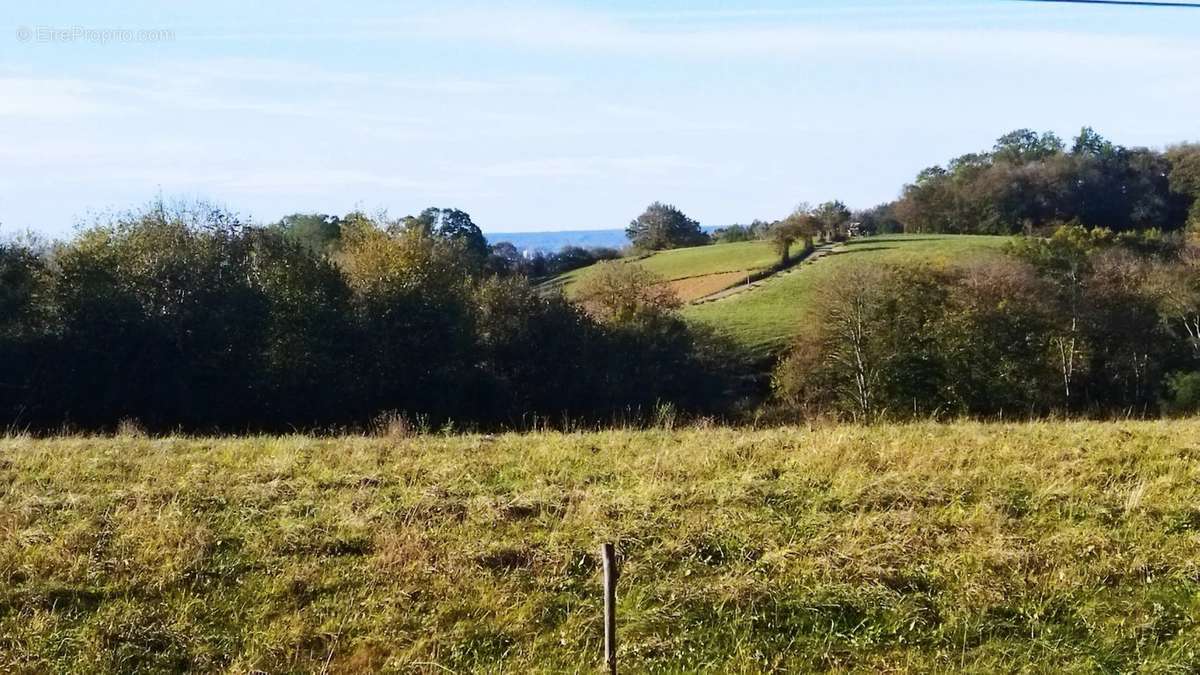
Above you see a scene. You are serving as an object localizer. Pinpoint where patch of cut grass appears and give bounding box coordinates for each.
[3,421,1200,671]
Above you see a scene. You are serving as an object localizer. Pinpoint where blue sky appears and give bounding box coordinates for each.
[2,1,1199,237]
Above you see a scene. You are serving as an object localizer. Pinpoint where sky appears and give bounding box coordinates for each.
[2,1,1199,238]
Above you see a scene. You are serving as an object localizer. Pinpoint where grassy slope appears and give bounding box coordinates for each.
[3,422,1200,672]
[685,234,1011,359]
[557,240,778,298]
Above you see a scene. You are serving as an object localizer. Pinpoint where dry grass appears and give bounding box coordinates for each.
[2,421,1199,672]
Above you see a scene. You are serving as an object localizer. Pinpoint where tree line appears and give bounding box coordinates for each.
[773,225,1200,420]
[0,202,741,433]
[6,127,1200,431]
[615,130,1200,249]
[887,128,1200,236]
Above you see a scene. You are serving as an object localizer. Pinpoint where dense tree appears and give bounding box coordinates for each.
[1167,144,1200,232]
[47,202,270,428]
[812,200,852,240]
[853,203,902,236]
[894,128,1194,235]
[776,224,1200,420]
[626,202,709,250]
[543,245,622,276]
[1149,246,1200,359]
[939,259,1057,414]
[712,224,753,244]
[401,207,489,264]
[0,240,48,426]
[272,213,343,254]
[245,229,356,424]
[712,220,773,244]
[775,265,953,419]
[0,202,740,432]
[486,241,526,275]
[574,262,680,325]
[767,210,817,266]
[993,129,1064,164]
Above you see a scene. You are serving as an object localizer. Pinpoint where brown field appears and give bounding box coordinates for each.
[664,271,751,302]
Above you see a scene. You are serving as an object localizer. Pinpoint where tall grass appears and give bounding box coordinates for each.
[2,421,1199,671]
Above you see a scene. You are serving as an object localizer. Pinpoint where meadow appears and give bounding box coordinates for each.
[3,421,1199,672]
[684,235,1011,358]
[557,239,780,301]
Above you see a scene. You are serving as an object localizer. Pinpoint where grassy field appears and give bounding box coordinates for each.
[556,240,779,300]
[685,234,1011,358]
[3,422,1199,672]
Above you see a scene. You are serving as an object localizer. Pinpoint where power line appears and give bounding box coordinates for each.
[1012,0,1200,7]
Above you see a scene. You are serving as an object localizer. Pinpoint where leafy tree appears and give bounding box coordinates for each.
[245,229,356,424]
[49,201,270,429]
[775,265,953,419]
[625,202,708,250]
[0,241,48,425]
[993,129,1063,164]
[893,129,1190,235]
[1072,127,1117,157]
[1164,371,1200,415]
[768,210,817,266]
[574,262,680,325]
[1167,144,1200,233]
[341,220,475,420]
[1149,245,1200,359]
[545,245,622,275]
[1008,225,1100,408]
[775,229,1188,420]
[712,220,774,243]
[402,207,489,264]
[273,213,342,255]
[813,201,852,240]
[853,204,902,236]
[712,224,753,244]
[940,259,1057,414]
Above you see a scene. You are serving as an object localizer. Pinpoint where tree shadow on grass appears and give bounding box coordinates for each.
[851,236,948,244]
[825,245,896,257]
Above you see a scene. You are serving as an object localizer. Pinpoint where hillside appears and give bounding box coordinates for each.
[3,422,1199,671]
[556,239,780,302]
[685,234,1011,358]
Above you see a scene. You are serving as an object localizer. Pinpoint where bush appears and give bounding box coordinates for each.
[1164,372,1200,415]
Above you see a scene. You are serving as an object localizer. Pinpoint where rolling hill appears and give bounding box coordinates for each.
[685,234,1011,358]
[553,239,782,302]
[553,235,1011,359]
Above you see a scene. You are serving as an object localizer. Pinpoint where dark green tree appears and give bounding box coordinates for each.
[272,213,343,254]
[625,202,708,250]
[402,207,489,264]
[813,200,852,240]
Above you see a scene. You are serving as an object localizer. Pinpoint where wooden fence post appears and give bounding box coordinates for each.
[601,542,617,675]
